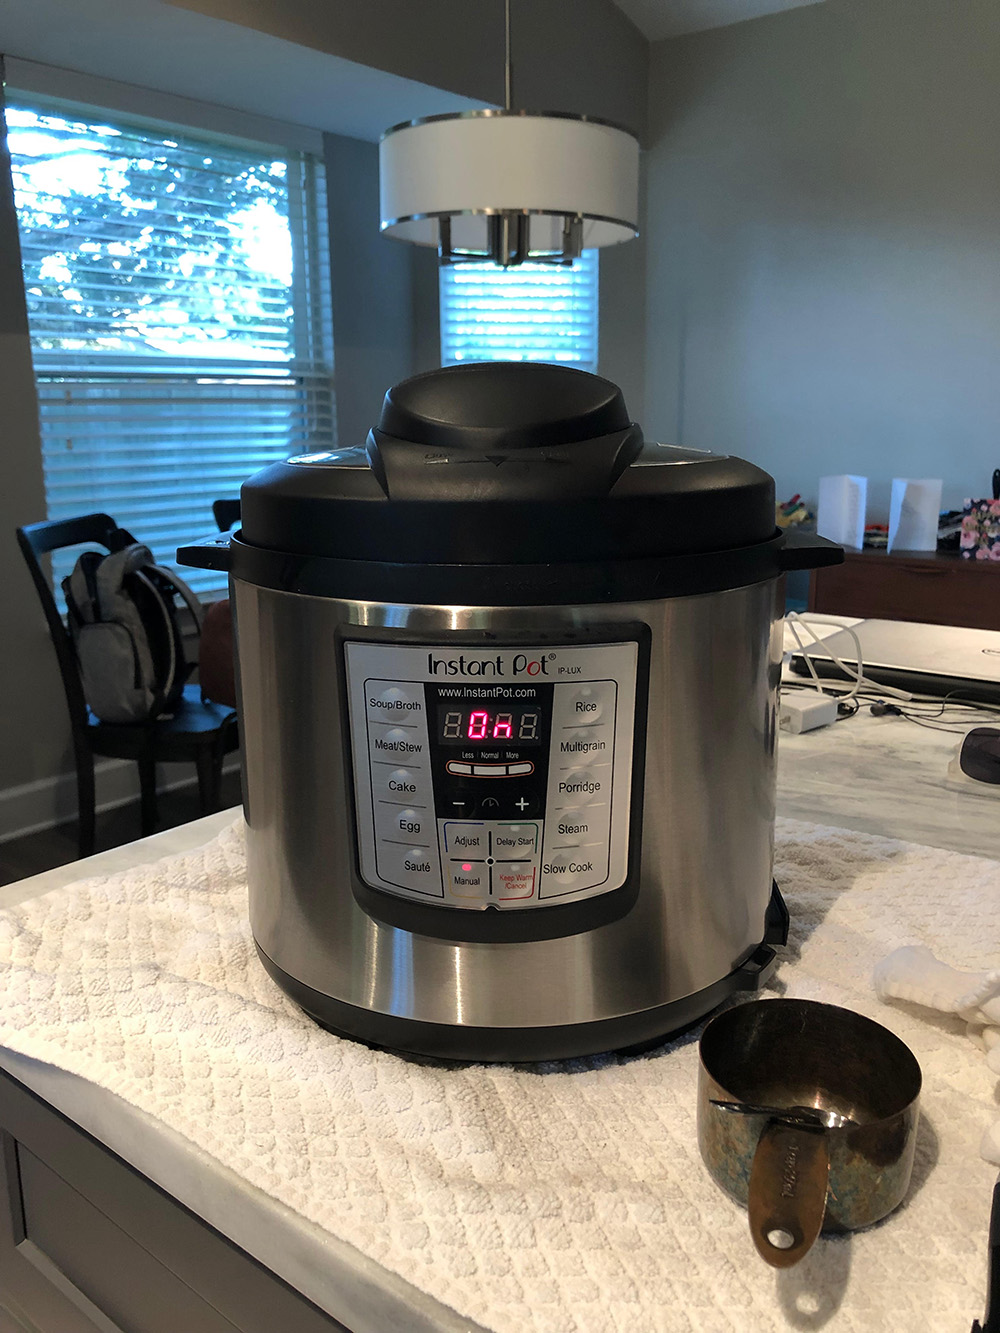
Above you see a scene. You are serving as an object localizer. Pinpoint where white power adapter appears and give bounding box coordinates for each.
[779,693,839,734]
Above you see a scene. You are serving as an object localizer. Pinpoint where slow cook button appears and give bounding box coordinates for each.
[366,684,424,721]
[494,863,536,900]
[556,771,604,808]
[540,856,600,895]
[375,844,442,897]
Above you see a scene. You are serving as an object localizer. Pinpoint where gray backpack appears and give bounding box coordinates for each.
[63,543,203,724]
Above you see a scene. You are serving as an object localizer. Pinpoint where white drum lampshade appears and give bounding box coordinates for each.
[379,110,639,266]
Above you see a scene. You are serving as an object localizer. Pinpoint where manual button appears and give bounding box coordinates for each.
[447,862,489,899]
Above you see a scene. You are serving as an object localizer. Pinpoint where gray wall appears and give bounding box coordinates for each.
[644,0,1000,517]
[165,0,649,138]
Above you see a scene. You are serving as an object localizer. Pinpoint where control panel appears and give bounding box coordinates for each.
[344,640,639,911]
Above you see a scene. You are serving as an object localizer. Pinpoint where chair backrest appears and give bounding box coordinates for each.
[212,499,241,533]
[16,514,137,733]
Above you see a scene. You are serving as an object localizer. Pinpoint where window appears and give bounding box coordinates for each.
[439,250,598,372]
[7,97,334,597]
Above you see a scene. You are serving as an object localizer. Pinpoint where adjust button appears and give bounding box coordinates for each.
[442,822,487,854]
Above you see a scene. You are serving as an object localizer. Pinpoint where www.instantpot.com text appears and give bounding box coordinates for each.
[436,685,538,699]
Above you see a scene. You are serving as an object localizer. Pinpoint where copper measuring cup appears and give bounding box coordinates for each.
[698,998,922,1268]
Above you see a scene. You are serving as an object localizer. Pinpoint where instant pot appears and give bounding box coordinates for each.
[180,363,841,1061]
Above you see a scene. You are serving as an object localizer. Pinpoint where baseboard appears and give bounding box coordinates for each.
[0,756,241,844]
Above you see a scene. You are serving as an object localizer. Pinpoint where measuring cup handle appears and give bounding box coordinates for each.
[747,1120,831,1268]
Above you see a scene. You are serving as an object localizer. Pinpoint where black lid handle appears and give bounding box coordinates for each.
[778,530,845,572]
[176,533,233,572]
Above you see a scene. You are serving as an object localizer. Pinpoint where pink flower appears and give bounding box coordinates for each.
[976,547,991,560]
[990,544,1000,560]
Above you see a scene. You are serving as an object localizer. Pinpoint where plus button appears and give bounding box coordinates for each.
[515,797,530,812]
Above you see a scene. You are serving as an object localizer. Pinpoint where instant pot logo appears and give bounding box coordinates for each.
[426,652,550,677]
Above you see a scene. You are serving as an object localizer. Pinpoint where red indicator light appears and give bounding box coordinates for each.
[462,863,473,872]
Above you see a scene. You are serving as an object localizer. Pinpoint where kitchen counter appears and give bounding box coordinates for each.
[0,705,997,1333]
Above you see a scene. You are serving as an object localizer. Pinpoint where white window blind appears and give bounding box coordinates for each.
[7,98,335,597]
[440,250,598,372]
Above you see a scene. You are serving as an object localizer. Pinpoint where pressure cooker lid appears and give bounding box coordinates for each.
[239,362,776,565]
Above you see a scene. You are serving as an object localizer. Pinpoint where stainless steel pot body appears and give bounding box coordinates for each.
[233,576,783,1042]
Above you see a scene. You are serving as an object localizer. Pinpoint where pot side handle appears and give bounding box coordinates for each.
[747,1120,830,1269]
[778,530,844,572]
[176,533,233,572]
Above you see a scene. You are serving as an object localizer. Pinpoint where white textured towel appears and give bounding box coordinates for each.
[874,944,1000,1164]
[0,817,997,1333]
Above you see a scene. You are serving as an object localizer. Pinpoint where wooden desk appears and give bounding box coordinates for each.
[808,547,1000,630]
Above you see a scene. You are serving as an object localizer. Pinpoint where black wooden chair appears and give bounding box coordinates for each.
[17,513,239,858]
[212,499,241,532]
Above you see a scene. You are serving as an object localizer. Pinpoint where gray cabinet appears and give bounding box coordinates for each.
[0,1071,348,1333]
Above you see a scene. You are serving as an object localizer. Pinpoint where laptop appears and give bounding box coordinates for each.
[788,618,1000,703]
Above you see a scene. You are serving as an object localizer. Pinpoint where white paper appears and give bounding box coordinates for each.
[817,474,867,550]
[888,478,942,552]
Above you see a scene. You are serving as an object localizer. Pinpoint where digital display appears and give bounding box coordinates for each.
[436,704,544,746]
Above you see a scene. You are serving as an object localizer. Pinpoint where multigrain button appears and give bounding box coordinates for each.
[557,729,610,763]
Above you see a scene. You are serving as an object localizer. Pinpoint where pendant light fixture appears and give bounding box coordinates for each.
[378,1,640,268]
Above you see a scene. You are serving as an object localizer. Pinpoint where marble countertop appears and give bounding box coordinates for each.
[0,696,996,1331]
